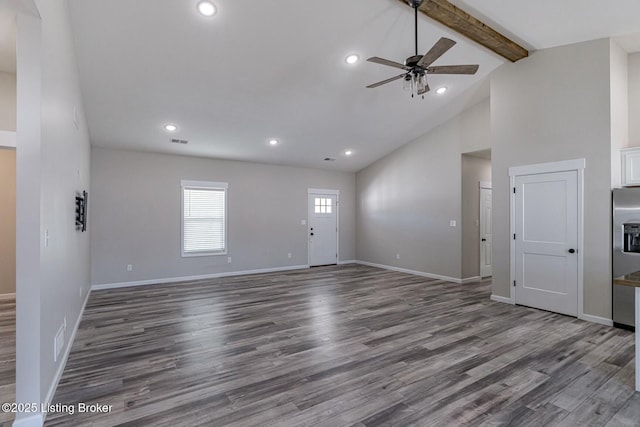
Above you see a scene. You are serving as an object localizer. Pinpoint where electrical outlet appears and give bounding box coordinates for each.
[126,264,133,272]
[396,253,400,260]
[79,287,83,298]
[227,256,232,264]
[44,229,49,248]
[63,316,67,331]
[288,253,292,259]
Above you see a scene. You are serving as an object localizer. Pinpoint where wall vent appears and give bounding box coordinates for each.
[171,138,189,145]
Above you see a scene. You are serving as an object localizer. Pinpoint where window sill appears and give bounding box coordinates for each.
[181,251,227,258]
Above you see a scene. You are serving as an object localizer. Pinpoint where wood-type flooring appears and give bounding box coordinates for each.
[0,298,15,427]
[30,265,640,425]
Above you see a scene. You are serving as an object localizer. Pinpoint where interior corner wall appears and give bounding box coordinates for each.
[610,39,628,188]
[491,38,613,319]
[629,52,640,146]
[0,148,16,295]
[355,99,490,281]
[90,147,356,286]
[461,155,491,279]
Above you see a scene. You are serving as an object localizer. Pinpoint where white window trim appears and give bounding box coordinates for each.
[181,180,228,257]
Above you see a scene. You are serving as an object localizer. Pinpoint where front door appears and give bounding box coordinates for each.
[514,170,578,316]
[480,187,492,277]
[308,193,338,266]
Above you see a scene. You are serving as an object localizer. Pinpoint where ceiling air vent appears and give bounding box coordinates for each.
[171,138,188,145]
[324,157,336,161]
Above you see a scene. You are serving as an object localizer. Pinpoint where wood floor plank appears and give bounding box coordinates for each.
[23,264,636,426]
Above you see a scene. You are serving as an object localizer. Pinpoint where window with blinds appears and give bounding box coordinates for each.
[181,180,228,256]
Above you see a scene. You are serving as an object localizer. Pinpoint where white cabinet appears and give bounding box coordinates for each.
[622,148,640,186]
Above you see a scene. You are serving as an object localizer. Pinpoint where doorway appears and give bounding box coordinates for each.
[479,183,492,277]
[308,189,338,267]
[461,151,492,281]
[510,159,584,317]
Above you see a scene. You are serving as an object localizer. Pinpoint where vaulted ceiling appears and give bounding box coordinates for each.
[68,0,640,172]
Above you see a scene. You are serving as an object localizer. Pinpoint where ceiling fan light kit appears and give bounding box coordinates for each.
[366,0,479,99]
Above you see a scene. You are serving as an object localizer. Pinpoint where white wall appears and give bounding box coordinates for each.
[90,147,356,286]
[629,52,640,146]
[491,38,613,319]
[0,70,16,131]
[15,0,91,424]
[355,99,490,281]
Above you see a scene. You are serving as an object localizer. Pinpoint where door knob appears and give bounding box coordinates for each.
[310,233,314,236]
[481,238,487,242]
[568,248,575,254]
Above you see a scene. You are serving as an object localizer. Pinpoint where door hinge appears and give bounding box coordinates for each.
[513,233,516,240]
[513,280,516,287]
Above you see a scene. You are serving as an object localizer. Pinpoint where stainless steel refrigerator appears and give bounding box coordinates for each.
[613,187,640,329]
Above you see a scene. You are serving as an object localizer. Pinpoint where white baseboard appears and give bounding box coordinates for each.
[490,294,513,304]
[12,413,44,427]
[40,287,92,425]
[92,265,310,291]
[337,260,357,265]
[355,260,461,283]
[461,276,481,284]
[0,292,16,301]
[580,313,613,327]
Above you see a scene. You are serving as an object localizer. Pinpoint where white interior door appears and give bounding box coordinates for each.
[480,187,492,277]
[308,193,338,266]
[514,171,578,316]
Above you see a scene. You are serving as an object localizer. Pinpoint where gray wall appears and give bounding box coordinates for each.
[0,71,16,131]
[15,0,91,420]
[0,148,15,294]
[91,147,356,286]
[629,52,640,146]
[461,154,491,279]
[491,38,614,319]
[356,100,490,280]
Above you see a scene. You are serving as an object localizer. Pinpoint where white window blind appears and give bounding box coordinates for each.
[181,181,227,256]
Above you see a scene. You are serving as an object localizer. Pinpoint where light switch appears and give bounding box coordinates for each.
[301,219,307,225]
[450,220,457,227]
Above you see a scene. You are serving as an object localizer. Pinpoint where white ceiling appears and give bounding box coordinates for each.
[0,3,16,73]
[67,0,640,172]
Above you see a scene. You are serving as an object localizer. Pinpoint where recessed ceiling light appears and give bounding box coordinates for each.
[164,123,178,132]
[197,1,216,17]
[268,139,279,146]
[436,87,448,95]
[345,150,353,156]
[345,54,359,64]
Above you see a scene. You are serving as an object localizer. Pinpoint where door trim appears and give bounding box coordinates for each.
[307,188,339,266]
[479,184,492,277]
[508,158,585,320]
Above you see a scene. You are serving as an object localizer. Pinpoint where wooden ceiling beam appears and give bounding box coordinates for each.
[406,0,528,62]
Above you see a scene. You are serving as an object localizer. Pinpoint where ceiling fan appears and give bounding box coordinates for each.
[366,0,479,98]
